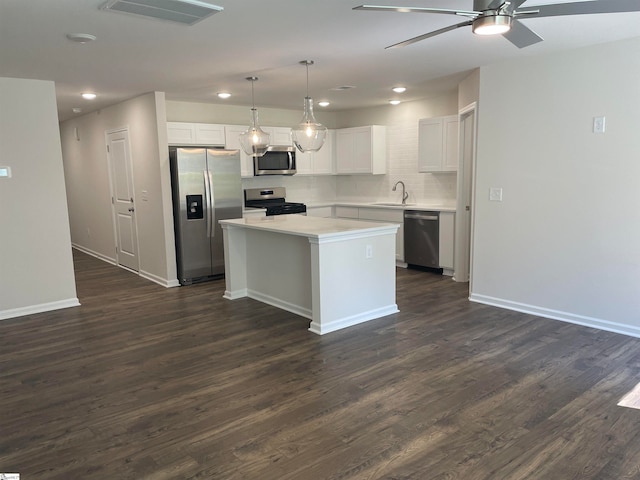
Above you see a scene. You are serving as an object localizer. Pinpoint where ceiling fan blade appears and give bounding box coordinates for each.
[502,19,544,48]
[353,5,480,16]
[531,0,640,18]
[385,20,474,49]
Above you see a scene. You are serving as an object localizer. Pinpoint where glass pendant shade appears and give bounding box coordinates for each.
[239,108,270,157]
[292,97,327,153]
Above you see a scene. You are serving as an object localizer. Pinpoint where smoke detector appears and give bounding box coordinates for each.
[100,0,223,26]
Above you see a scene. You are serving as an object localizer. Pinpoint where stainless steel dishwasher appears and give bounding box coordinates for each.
[404,210,440,269]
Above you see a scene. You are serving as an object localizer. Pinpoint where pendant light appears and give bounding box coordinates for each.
[291,60,327,153]
[239,76,270,157]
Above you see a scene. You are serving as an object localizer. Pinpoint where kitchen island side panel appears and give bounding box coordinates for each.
[309,233,398,335]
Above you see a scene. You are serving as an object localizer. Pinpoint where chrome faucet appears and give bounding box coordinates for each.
[392,180,409,205]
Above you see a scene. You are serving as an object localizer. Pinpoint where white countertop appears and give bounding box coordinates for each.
[221,214,399,240]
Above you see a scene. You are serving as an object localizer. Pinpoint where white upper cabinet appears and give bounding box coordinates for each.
[223,125,254,178]
[263,127,293,146]
[167,122,225,146]
[335,125,386,175]
[418,115,458,173]
[296,130,335,175]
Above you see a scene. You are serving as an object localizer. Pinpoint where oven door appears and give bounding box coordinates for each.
[254,147,296,175]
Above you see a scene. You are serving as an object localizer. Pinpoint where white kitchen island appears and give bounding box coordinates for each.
[219,215,400,335]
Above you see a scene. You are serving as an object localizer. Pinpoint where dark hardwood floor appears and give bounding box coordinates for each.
[2,250,640,479]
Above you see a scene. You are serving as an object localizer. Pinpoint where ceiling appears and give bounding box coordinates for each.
[2,0,640,122]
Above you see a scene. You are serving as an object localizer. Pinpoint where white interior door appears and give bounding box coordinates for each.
[454,104,477,284]
[106,128,139,272]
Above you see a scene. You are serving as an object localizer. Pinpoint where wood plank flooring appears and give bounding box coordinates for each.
[1,250,640,479]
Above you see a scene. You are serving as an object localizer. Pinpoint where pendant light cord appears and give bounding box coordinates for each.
[246,76,258,110]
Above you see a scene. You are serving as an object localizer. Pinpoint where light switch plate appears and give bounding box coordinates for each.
[489,187,503,202]
[0,166,11,178]
[593,116,606,134]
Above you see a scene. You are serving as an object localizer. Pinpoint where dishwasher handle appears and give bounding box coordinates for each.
[404,212,439,221]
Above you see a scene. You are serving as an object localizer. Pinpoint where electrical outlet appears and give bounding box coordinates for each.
[366,245,373,259]
[593,116,606,134]
[489,187,503,202]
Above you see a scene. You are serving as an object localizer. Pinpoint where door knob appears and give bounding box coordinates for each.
[128,207,135,213]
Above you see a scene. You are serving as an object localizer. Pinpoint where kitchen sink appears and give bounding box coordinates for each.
[372,202,416,207]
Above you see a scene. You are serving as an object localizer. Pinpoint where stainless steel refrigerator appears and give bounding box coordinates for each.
[169,147,242,285]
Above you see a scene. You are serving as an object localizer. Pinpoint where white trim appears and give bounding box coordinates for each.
[469,293,640,339]
[248,289,312,320]
[0,298,81,321]
[308,305,399,335]
[72,245,178,288]
[72,243,116,265]
[139,269,180,288]
[455,101,478,285]
[223,288,248,300]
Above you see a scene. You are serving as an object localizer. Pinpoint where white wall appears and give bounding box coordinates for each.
[472,37,640,336]
[60,92,177,286]
[0,78,79,319]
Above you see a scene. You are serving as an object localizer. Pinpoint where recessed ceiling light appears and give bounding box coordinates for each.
[72,108,82,113]
[331,85,356,91]
[392,86,406,93]
[82,93,97,100]
[318,101,330,107]
[217,92,231,99]
[389,100,401,105]
[66,33,97,43]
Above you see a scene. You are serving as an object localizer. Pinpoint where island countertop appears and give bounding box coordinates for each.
[220,214,399,240]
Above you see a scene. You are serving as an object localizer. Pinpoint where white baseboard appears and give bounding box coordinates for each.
[309,304,399,335]
[72,245,179,288]
[139,270,180,288]
[224,288,248,300]
[248,290,312,320]
[72,244,116,264]
[0,298,81,321]
[469,293,640,339]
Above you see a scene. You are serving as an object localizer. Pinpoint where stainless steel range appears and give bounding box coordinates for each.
[244,187,306,216]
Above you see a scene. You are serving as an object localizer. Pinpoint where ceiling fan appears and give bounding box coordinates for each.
[353,0,640,49]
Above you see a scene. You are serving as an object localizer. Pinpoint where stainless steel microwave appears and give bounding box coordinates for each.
[254,145,296,176]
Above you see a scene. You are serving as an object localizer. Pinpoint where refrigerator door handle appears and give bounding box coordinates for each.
[203,170,212,238]
[208,170,215,238]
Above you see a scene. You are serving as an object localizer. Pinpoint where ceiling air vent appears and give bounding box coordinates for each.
[100,0,223,26]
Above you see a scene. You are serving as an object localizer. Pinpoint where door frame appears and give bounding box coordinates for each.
[454,102,478,288]
[105,126,140,272]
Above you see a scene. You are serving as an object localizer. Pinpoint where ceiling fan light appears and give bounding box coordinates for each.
[472,15,512,36]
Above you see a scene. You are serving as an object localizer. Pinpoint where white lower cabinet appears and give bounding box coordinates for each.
[334,206,455,269]
[358,207,404,263]
[439,211,455,275]
[306,206,333,218]
[335,206,403,262]
[243,209,266,219]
